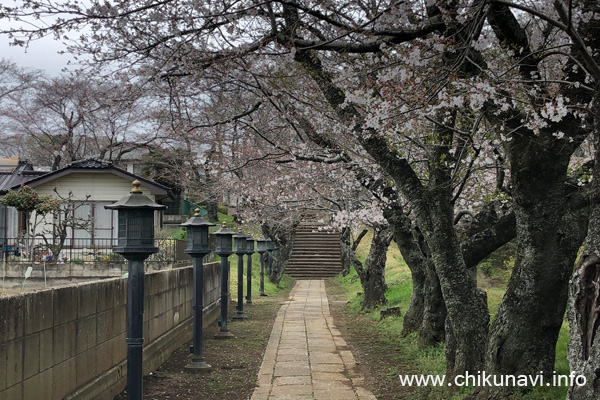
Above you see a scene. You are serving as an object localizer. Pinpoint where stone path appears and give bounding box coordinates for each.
[251,280,376,400]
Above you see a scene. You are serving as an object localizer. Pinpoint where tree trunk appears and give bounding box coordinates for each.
[482,137,587,399]
[389,210,447,345]
[340,227,368,277]
[205,198,219,222]
[340,227,352,276]
[419,190,489,381]
[567,129,600,400]
[262,221,298,285]
[419,258,447,347]
[352,224,392,309]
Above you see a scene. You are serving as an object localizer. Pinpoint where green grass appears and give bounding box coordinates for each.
[336,229,571,400]
[227,252,295,299]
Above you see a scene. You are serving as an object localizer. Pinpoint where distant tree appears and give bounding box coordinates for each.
[0,72,163,168]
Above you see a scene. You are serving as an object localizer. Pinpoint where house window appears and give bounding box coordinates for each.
[48,201,117,248]
[94,201,116,243]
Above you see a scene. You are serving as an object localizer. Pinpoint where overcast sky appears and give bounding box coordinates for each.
[0,33,77,76]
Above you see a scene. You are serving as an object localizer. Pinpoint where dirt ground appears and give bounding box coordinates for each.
[325,278,415,400]
[114,278,414,399]
[114,292,288,400]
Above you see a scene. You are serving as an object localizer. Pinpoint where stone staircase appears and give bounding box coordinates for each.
[286,223,342,279]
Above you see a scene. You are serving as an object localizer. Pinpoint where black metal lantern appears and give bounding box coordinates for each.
[181,209,215,256]
[233,228,248,320]
[181,209,215,372]
[256,238,268,253]
[245,236,255,254]
[244,236,255,304]
[233,228,247,255]
[256,238,268,296]
[212,222,235,338]
[104,180,166,400]
[105,180,166,259]
[213,222,234,256]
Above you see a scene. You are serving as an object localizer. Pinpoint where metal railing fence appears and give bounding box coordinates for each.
[0,236,188,264]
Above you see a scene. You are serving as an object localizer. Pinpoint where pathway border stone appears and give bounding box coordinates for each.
[251,280,376,400]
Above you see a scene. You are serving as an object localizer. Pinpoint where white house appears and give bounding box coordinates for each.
[1,158,170,256]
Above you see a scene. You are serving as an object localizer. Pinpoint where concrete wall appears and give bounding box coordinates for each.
[0,262,223,400]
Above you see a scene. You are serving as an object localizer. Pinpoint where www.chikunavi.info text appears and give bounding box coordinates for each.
[399,371,586,387]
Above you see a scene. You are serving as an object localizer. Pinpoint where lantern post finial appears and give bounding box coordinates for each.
[131,179,142,193]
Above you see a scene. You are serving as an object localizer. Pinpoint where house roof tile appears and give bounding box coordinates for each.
[13,158,169,196]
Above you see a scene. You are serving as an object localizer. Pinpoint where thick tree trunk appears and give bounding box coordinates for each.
[567,255,600,400]
[419,258,447,347]
[482,138,587,399]
[205,199,219,222]
[389,211,447,344]
[352,224,392,309]
[262,221,298,285]
[567,129,600,400]
[420,191,489,380]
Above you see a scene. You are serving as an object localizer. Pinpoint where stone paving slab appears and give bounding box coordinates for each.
[251,280,376,400]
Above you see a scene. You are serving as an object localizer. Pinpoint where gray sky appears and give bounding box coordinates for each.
[0,34,75,76]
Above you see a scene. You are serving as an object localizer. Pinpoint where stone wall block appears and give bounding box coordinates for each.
[52,322,76,365]
[1,382,22,400]
[39,329,54,372]
[77,283,98,318]
[53,286,78,326]
[112,278,127,307]
[76,315,97,353]
[6,338,23,388]
[23,367,52,400]
[96,310,114,344]
[23,333,40,380]
[149,292,166,319]
[95,339,114,375]
[148,313,167,343]
[25,290,54,334]
[0,295,25,342]
[0,264,224,400]
[75,348,97,388]
[96,281,116,313]
[52,358,77,400]
[111,332,127,365]
[0,343,6,391]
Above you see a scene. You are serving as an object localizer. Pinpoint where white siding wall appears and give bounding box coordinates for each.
[1,205,19,238]
[33,173,157,202]
[31,173,160,240]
